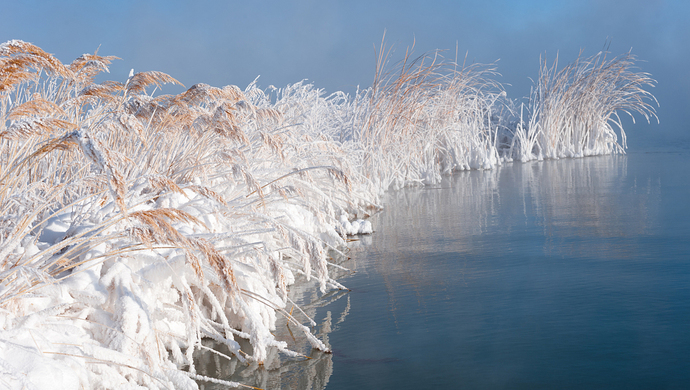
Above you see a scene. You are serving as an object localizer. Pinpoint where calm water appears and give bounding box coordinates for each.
[197,150,690,389]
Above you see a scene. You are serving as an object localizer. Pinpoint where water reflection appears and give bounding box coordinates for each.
[195,338,333,390]
[197,153,689,389]
[322,152,689,390]
[195,258,357,389]
[367,155,664,322]
[377,154,659,260]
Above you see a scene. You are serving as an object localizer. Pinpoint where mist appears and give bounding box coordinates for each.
[2,0,687,147]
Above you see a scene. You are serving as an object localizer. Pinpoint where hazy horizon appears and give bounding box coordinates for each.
[2,0,688,148]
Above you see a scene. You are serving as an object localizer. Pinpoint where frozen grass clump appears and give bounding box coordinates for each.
[507,50,657,161]
[0,40,375,389]
[350,37,508,190]
[0,39,656,389]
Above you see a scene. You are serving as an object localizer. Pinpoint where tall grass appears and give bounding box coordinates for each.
[0,39,656,389]
[0,40,363,389]
[351,37,507,190]
[509,50,657,161]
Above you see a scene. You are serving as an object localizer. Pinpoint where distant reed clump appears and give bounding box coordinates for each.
[344,40,657,188]
[351,39,507,189]
[0,39,656,389]
[511,50,658,161]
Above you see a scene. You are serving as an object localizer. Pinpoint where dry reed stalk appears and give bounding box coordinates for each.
[355,36,503,188]
[68,53,120,85]
[0,40,72,93]
[526,50,657,159]
[125,70,182,95]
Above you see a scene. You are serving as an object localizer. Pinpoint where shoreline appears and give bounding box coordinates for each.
[0,40,655,389]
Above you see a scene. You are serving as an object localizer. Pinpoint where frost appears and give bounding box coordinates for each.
[0,40,656,389]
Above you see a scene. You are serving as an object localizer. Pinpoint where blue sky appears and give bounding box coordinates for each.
[2,0,688,147]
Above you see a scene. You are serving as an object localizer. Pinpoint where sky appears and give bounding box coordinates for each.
[1,0,688,148]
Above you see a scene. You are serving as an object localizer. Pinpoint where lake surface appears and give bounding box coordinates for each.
[197,150,690,389]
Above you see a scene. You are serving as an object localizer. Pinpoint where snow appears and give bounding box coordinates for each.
[339,214,373,235]
[0,40,656,389]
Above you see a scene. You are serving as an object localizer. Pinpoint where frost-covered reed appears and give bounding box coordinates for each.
[0,39,656,389]
[349,38,508,189]
[509,50,658,161]
[0,40,370,389]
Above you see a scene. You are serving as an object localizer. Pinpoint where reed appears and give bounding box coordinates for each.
[351,36,506,190]
[0,39,656,389]
[0,40,361,389]
[513,50,657,161]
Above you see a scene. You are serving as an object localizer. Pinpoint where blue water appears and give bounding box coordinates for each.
[197,150,690,389]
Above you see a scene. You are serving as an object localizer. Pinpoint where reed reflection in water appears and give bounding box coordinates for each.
[326,151,689,389]
[198,151,690,389]
[194,255,361,390]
